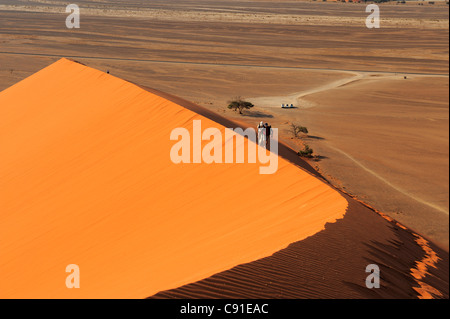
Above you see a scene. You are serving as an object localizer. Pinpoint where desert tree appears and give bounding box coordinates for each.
[291,123,309,138]
[227,97,254,114]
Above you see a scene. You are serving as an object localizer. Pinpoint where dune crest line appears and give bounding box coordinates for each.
[0,58,348,298]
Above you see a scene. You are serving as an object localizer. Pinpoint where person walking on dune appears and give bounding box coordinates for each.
[264,123,273,151]
[257,121,265,147]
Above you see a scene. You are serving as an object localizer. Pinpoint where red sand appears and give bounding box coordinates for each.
[146,84,449,300]
[0,59,347,298]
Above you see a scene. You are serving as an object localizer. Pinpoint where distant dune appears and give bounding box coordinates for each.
[0,58,349,298]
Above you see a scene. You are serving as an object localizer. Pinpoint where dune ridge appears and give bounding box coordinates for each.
[337,193,445,299]
[135,83,448,299]
[151,195,449,299]
[374,210,444,299]
[0,58,348,298]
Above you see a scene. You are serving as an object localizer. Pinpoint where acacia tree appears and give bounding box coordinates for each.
[227,98,254,114]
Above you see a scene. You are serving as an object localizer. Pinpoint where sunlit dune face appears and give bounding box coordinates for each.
[0,59,347,298]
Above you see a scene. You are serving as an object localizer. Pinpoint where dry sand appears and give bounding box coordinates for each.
[0,59,448,299]
[142,84,449,299]
[0,0,448,298]
[244,72,450,249]
[0,58,348,298]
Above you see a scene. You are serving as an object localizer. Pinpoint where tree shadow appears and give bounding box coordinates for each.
[241,111,274,118]
[307,135,325,140]
[312,155,328,162]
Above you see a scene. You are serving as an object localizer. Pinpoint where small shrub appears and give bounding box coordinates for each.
[298,145,314,158]
[291,123,309,138]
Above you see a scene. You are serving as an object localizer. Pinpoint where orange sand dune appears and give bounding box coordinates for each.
[0,58,347,298]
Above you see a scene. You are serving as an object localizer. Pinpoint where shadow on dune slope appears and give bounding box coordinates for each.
[144,86,449,299]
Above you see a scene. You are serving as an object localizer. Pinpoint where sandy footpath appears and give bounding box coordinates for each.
[142,72,449,299]
[241,72,449,249]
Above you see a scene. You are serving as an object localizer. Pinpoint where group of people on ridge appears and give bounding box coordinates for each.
[257,121,273,150]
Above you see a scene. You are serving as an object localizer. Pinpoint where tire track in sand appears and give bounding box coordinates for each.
[327,143,449,216]
[252,71,449,216]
